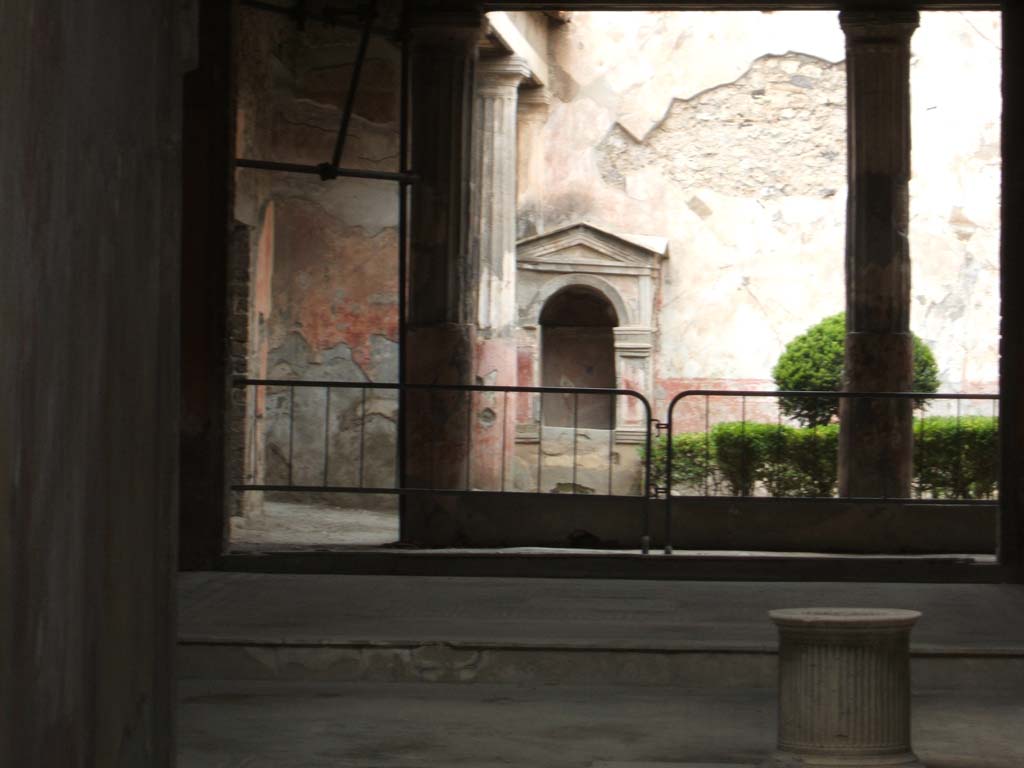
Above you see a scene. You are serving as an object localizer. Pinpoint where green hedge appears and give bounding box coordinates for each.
[914,416,999,499]
[649,422,839,497]
[649,416,997,499]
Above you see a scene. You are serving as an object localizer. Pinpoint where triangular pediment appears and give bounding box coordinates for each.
[517,222,668,270]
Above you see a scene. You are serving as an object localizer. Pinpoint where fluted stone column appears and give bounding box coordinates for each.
[472,55,530,337]
[405,12,482,492]
[516,86,551,240]
[469,55,530,490]
[767,608,924,768]
[838,12,920,499]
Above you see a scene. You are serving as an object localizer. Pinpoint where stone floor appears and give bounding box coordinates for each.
[230,500,400,548]
[180,573,1024,653]
[178,679,1023,767]
[178,574,1024,767]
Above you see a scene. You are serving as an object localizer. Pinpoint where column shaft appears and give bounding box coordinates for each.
[838,11,920,499]
[468,56,530,490]
[405,14,482,494]
[472,55,530,337]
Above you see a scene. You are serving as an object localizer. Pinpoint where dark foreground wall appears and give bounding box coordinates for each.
[0,1,181,765]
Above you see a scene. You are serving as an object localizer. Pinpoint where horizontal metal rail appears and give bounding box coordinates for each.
[234,159,416,183]
[670,389,999,401]
[235,376,654,397]
[234,380,999,555]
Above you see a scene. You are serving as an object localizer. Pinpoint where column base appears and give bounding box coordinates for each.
[768,609,923,768]
[404,323,476,491]
[471,335,517,491]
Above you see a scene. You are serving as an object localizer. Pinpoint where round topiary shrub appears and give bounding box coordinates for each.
[772,312,940,427]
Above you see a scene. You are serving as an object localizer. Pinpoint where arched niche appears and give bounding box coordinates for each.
[540,285,618,429]
[526,273,633,329]
[516,222,666,440]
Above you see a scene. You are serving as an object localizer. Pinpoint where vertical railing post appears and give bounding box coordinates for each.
[955,398,965,499]
[359,387,367,488]
[537,393,544,494]
[288,385,295,487]
[323,386,331,486]
[664,396,676,556]
[572,393,579,494]
[915,403,924,499]
[741,395,748,496]
[465,388,473,491]
[608,395,615,497]
[704,395,711,495]
[500,390,509,492]
[641,402,653,555]
[396,7,410,535]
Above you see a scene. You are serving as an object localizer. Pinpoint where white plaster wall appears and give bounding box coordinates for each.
[522,11,1001,407]
[910,12,1002,395]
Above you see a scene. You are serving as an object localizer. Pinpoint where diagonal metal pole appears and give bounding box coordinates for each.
[396,3,410,537]
[332,1,377,169]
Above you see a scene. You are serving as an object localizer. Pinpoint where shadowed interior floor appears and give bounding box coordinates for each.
[179,574,1024,766]
[178,679,1024,768]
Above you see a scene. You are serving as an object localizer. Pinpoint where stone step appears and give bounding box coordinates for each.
[179,573,1024,689]
[179,635,1024,690]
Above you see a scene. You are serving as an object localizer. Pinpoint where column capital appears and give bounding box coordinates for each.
[518,86,552,116]
[839,10,920,43]
[478,54,532,90]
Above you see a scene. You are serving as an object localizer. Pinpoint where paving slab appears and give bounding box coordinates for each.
[230,501,399,548]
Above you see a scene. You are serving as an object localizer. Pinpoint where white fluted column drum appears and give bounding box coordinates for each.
[766,608,924,768]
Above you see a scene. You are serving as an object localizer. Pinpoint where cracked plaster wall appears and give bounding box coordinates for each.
[909,13,1002,405]
[234,11,401,506]
[525,11,1002,417]
[596,53,846,200]
[259,21,401,382]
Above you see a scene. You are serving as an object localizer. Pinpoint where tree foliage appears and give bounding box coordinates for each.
[772,312,941,427]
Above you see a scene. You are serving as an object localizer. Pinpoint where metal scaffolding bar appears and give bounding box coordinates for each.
[396,7,411,539]
[332,1,377,167]
[240,0,374,31]
[234,158,415,182]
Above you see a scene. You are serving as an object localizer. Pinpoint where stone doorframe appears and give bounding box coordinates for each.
[515,222,667,443]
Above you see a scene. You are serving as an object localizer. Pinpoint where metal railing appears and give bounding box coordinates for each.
[663,393,999,501]
[661,388,999,552]
[234,380,999,553]
[233,377,654,499]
